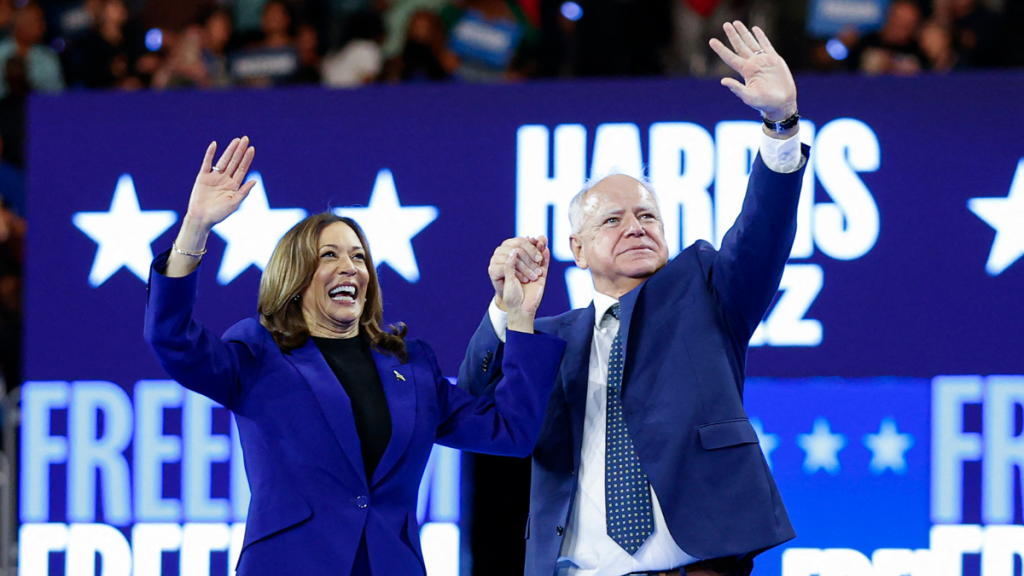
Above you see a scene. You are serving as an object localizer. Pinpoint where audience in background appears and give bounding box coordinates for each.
[0,195,20,389]
[0,0,1012,96]
[946,0,1004,68]
[66,0,138,89]
[0,135,22,218]
[0,57,26,169]
[323,9,384,86]
[919,19,958,72]
[441,0,536,82]
[140,0,216,35]
[850,0,928,75]
[381,9,453,81]
[0,0,16,40]
[257,0,295,49]
[152,25,212,88]
[0,3,64,97]
[231,0,299,86]
[379,0,446,62]
[201,8,234,87]
[294,22,322,83]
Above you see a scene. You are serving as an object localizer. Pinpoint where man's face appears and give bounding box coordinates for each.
[570,175,669,297]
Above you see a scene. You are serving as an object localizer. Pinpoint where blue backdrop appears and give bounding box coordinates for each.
[18,71,1024,576]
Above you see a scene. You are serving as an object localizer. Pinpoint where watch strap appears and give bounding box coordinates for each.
[762,111,800,132]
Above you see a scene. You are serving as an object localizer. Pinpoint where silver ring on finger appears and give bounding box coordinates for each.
[212,166,224,172]
[754,49,765,55]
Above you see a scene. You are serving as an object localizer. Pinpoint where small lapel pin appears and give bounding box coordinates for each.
[394,370,406,381]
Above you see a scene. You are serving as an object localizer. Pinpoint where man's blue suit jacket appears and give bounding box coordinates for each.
[460,147,810,576]
[144,253,566,576]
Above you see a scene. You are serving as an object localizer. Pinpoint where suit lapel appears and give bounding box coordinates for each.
[288,338,367,486]
[560,306,595,470]
[369,350,415,487]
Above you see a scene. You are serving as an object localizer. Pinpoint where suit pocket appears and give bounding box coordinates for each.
[240,496,314,553]
[698,419,759,450]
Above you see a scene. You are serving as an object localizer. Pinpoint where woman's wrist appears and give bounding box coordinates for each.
[176,214,213,251]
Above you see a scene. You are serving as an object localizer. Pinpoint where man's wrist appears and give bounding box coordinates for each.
[507,311,535,334]
[761,102,798,123]
[762,123,799,140]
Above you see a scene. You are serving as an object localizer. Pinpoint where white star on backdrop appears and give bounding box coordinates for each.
[212,172,307,285]
[334,168,438,283]
[750,418,779,469]
[863,417,914,474]
[968,158,1024,276]
[73,174,178,287]
[796,417,846,475]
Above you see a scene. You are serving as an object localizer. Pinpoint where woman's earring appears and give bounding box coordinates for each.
[292,294,300,302]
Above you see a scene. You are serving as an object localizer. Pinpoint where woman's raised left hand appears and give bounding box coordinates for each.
[503,244,550,333]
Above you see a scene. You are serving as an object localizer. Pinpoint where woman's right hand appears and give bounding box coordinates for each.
[186,137,257,229]
[165,137,256,278]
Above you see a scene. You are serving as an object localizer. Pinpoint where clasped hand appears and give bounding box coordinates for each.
[490,236,550,333]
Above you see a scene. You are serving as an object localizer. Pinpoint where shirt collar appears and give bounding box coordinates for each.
[592,291,619,328]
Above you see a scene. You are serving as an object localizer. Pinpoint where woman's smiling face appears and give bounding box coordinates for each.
[300,222,370,338]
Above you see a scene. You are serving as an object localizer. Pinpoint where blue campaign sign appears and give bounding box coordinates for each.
[19,72,1024,575]
[806,0,888,38]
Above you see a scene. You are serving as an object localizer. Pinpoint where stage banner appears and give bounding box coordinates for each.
[20,72,1024,576]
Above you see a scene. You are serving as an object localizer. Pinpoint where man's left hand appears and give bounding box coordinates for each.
[709,21,797,122]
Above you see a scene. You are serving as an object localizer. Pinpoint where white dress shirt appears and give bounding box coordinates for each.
[487,131,804,575]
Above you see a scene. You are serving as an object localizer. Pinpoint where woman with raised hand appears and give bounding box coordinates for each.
[144,136,565,576]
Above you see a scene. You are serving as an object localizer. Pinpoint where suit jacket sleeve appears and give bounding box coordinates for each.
[143,250,264,410]
[700,144,811,343]
[457,311,506,397]
[432,330,565,457]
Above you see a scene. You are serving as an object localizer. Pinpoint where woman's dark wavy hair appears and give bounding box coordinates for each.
[257,212,407,361]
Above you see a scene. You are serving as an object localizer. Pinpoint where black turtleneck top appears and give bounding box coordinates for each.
[312,335,392,481]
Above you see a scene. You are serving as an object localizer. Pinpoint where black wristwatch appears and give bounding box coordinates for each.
[762,111,800,133]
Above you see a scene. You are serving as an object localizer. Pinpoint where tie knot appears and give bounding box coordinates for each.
[607,303,621,321]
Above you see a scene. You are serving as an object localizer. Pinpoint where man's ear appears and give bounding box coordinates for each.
[570,235,587,269]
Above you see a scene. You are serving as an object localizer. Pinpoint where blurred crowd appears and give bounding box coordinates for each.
[806,0,1022,74]
[0,0,1017,388]
[0,0,1012,94]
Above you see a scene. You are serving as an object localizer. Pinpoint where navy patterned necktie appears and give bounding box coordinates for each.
[604,303,654,554]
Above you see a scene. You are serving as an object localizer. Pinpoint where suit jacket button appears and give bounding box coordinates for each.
[355,495,369,508]
[556,525,563,536]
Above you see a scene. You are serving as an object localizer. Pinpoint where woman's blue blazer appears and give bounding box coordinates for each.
[143,255,566,576]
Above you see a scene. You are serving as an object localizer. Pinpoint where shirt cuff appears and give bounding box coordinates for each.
[759,130,805,174]
[488,298,508,343]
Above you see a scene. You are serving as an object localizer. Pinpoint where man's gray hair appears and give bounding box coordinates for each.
[568,168,661,235]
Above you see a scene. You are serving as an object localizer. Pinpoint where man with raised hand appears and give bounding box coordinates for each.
[461,21,808,576]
